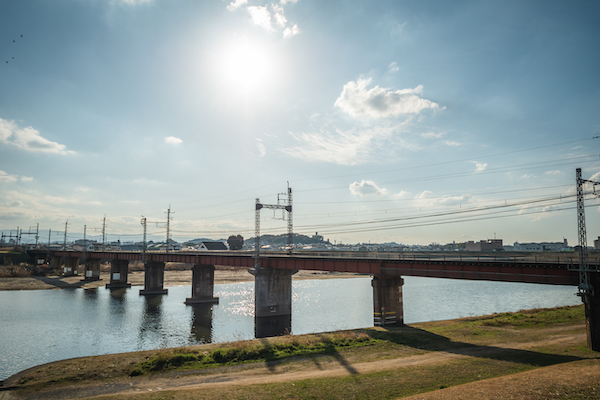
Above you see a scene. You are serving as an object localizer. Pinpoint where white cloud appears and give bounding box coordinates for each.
[283,24,300,37]
[435,194,474,206]
[388,62,399,73]
[248,6,273,32]
[227,0,248,11]
[349,180,388,197]
[334,78,440,119]
[0,118,76,155]
[20,176,33,182]
[393,190,409,199]
[0,170,18,183]
[164,136,183,145]
[416,190,432,199]
[272,4,287,27]
[472,161,487,172]
[444,140,461,147]
[227,1,300,38]
[521,173,537,179]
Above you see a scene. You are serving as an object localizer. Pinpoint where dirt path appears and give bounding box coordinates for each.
[6,331,595,400]
[0,269,362,291]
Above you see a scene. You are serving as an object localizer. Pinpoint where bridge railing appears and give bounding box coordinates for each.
[37,248,600,269]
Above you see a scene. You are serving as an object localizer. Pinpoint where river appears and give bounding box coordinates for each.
[0,276,581,380]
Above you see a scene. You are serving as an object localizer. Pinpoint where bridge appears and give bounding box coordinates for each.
[28,249,600,350]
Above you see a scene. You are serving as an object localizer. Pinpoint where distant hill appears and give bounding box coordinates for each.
[246,233,330,247]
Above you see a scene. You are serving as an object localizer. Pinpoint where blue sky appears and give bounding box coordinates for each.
[1,0,600,246]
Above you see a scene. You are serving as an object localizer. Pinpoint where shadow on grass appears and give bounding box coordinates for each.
[365,325,585,367]
[258,333,359,375]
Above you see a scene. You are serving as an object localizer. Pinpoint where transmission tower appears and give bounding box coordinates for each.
[576,168,600,295]
[254,184,293,268]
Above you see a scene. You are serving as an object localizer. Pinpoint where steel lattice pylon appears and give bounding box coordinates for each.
[576,168,598,295]
[254,185,293,269]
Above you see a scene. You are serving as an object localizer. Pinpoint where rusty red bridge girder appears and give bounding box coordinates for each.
[44,250,586,286]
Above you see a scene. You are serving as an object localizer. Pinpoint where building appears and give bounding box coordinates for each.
[465,239,503,251]
[512,239,568,252]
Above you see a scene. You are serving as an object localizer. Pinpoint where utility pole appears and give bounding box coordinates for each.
[101,215,106,250]
[63,221,68,250]
[83,225,87,261]
[18,224,39,248]
[165,205,173,253]
[574,167,600,351]
[141,216,147,263]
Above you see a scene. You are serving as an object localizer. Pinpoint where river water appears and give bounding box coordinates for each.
[0,276,581,380]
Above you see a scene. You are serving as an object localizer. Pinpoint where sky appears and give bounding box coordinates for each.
[1,0,600,246]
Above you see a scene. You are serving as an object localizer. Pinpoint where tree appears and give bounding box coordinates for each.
[227,235,244,250]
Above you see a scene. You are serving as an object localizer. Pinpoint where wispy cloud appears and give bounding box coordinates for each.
[256,139,266,157]
[164,136,183,145]
[0,118,76,155]
[388,61,399,73]
[281,121,415,165]
[334,78,441,119]
[349,180,388,197]
[444,140,461,147]
[421,131,445,139]
[282,76,437,165]
[472,161,487,172]
[0,170,18,183]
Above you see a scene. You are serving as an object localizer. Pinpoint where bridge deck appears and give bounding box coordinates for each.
[33,250,590,286]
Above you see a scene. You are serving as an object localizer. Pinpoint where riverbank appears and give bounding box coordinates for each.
[0,269,361,291]
[2,305,598,400]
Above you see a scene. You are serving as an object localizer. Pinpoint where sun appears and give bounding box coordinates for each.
[216,37,276,95]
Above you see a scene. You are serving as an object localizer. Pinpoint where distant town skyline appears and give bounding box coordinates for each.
[1,1,600,246]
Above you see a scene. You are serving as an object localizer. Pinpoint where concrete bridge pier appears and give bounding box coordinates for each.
[63,257,79,276]
[185,264,218,305]
[372,276,404,327]
[49,256,61,270]
[106,259,131,289]
[250,267,298,338]
[140,261,168,296]
[82,259,102,281]
[582,272,600,351]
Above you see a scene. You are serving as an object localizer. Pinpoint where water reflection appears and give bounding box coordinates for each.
[255,315,291,338]
[138,295,165,348]
[190,305,213,343]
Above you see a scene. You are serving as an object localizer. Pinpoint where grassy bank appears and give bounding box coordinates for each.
[8,305,599,400]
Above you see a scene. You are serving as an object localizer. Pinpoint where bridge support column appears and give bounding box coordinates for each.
[185,264,218,305]
[582,272,600,351]
[49,256,61,270]
[63,257,79,276]
[140,261,168,296]
[372,276,404,327]
[106,259,131,289]
[250,267,297,338]
[82,259,101,281]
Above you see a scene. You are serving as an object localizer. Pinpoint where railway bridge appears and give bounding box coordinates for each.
[29,249,600,350]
